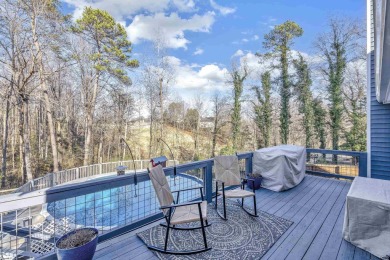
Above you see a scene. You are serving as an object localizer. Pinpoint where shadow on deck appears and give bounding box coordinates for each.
[93,175,378,260]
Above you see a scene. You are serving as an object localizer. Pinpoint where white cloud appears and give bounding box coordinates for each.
[164,56,228,90]
[126,12,215,49]
[233,34,259,45]
[193,48,204,55]
[198,65,227,82]
[165,56,182,67]
[232,49,244,57]
[209,0,236,16]
[63,0,171,20]
[172,0,196,12]
[260,17,278,31]
[63,0,200,20]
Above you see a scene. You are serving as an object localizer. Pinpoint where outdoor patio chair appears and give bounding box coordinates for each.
[214,155,258,220]
[147,164,211,255]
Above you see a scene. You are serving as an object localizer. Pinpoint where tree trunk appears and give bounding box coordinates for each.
[30,12,60,172]
[84,75,99,165]
[98,133,103,163]
[23,99,33,181]
[211,117,218,158]
[19,99,26,183]
[1,90,11,188]
[19,97,33,183]
[148,108,154,158]
[280,48,290,144]
[84,110,93,165]
[193,116,200,160]
[159,78,164,155]
[122,122,127,160]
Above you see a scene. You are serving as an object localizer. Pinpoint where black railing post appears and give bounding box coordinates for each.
[245,154,253,174]
[358,152,368,177]
[205,161,213,203]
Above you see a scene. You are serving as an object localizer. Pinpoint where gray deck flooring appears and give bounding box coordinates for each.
[94,175,379,260]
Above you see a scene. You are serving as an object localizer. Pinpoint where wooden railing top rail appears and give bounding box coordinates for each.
[306,148,367,157]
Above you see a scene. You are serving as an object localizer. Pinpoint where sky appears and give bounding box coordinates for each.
[60,0,366,102]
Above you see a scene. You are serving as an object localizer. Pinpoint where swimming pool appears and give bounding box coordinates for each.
[46,173,203,232]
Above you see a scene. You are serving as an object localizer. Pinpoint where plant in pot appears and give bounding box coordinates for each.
[56,228,98,260]
[246,173,263,190]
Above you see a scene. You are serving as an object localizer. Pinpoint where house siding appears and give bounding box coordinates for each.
[370,0,390,180]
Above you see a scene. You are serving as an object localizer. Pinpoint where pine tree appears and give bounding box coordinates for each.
[263,21,303,144]
[72,7,139,165]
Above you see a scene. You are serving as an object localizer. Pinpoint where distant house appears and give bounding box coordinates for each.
[200,117,215,128]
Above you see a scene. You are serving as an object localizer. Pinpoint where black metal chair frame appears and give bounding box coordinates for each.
[215,177,258,220]
[146,177,212,255]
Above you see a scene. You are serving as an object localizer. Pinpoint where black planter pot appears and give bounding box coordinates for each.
[56,228,98,260]
[247,176,262,190]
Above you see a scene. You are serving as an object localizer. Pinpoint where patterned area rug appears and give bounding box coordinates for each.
[137,200,293,259]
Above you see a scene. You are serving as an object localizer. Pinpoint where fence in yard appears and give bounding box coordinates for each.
[13,160,178,194]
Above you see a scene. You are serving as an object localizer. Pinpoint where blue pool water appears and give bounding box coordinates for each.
[46,174,203,231]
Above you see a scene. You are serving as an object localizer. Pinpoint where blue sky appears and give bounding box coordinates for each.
[171,0,365,65]
[61,0,365,100]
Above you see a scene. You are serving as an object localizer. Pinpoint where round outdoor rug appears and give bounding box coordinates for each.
[137,200,293,259]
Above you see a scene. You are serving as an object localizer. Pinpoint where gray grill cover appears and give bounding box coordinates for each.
[343,177,390,258]
[252,145,306,192]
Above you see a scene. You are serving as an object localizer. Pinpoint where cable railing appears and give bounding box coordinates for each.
[306,148,367,179]
[12,160,178,194]
[0,153,253,259]
[0,149,367,259]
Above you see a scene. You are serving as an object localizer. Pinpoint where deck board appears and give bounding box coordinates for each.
[294,182,350,259]
[94,175,377,260]
[318,193,348,259]
[266,179,344,259]
[262,178,334,259]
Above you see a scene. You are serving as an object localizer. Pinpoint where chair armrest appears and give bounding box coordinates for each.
[160,200,202,210]
[171,186,204,202]
[171,186,203,193]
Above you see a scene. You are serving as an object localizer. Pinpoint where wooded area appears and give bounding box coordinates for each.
[0,0,366,189]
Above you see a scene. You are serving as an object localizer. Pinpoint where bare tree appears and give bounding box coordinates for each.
[315,16,364,154]
[342,60,366,151]
[210,91,229,157]
[0,0,36,183]
[21,0,65,172]
[141,32,175,157]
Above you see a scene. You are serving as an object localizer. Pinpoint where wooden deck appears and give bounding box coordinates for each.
[93,175,379,260]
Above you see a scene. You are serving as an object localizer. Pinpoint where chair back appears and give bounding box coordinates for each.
[148,164,174,215]
[214,155,241,186]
